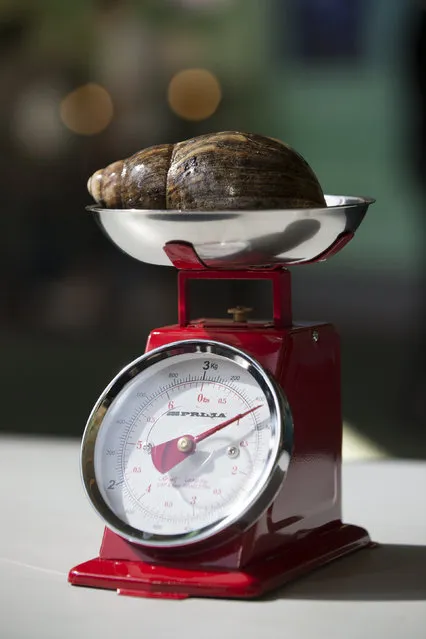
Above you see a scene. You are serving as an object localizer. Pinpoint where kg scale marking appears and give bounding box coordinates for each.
[69,195,375,598]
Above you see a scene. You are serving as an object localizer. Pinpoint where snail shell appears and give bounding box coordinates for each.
[88,131,326,210]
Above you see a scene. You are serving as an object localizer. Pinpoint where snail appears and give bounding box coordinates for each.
[87,131,326,210]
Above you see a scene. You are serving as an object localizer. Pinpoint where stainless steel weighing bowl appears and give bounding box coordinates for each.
[88,195,375,268]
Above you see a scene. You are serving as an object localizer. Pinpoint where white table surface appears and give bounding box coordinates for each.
[1,435,425,639]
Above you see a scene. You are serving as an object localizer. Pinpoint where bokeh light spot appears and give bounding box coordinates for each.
[167,68,222,121]
[60,83,113,135]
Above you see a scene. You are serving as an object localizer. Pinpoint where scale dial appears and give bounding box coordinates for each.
[82,340,292,548]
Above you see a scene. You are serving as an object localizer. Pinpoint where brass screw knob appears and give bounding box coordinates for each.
[227,306,253,322]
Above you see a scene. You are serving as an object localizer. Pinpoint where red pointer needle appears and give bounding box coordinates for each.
[151,405,262,475]
[193,405,262,444]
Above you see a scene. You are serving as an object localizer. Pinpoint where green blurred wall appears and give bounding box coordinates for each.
[265,0,422,274]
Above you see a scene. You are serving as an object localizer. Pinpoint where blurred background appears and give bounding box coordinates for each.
[1,0,425,459]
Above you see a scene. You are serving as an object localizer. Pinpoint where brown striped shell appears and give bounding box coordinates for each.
[87,132,326,210]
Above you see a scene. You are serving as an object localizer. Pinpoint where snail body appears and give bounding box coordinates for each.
[88,131,326,210]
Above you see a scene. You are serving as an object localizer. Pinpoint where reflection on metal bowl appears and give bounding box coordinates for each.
[88,195,375,268]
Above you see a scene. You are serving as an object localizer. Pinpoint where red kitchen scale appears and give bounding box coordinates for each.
[69,194,375,599]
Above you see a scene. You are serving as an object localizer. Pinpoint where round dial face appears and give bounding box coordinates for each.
[82,340,292,548]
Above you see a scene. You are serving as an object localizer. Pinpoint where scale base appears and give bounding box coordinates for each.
[69,523,370,599]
